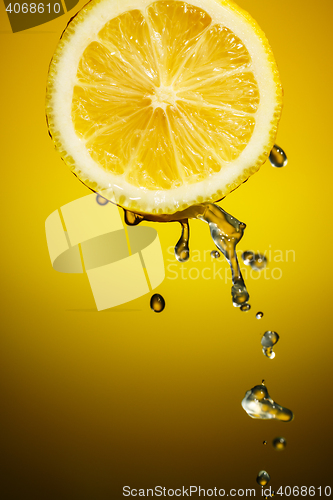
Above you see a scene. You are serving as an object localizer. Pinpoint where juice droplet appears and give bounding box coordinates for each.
[256,311,264,319]
[265,493,275,499]
[262,379,265,385]
[273,437,287,450]
[240,303,251,312]
[269,145,288,168]
[175,220,190,262]
[124,209,144,226]
[242,251,255,266]
[263,440,267,445]
[251,254,267,271]
[256,470,271,486]
[241,383,294,422]
[96,194,109,206]
[211,250,220,259]
[197,204,249,308]
[261,331,279,359]
[150,294,165,313]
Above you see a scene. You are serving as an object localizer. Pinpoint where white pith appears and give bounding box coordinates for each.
[48,0,281,214]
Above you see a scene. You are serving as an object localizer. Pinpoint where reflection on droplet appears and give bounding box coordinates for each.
[263,440,267,445]
[256,312,264,319]
[150,294,165,313]
[241,383,294,422]
[273,437,287,450]
[240,303,251,312]
[269,145,288,168]
[96,194,109,205]
[261,331,280,359]
[211,250,220,259]
[257,470,271,486]
[242,251,255,265]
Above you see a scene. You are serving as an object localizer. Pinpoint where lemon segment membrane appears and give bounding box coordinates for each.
[46,0,282,214]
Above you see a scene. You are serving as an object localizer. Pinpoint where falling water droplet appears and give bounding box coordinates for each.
[265,493,275,499]
[242,251,255,266]
[261,331,280,359]
[240,303,251,312]
[251,254,268,271]
[241,383,294,422]
[269,145,288,168]
[273,437,287,450]
[96,194,109,206]
[263,440,267,445]
[262,379,265,385]
[175,220,190,262]
[256,470,271,486]
[211,250,220,259]
[256,311,264,319]
[150,294,165,313]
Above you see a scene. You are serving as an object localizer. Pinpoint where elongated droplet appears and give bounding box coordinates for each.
[198,204,249,308]
[273,437,287,450]
[257,470,271,486]
[150,294,165,313]
[269,145,288,168]
[256,311,264,319]
[96,194,109,206]
[175,220,190,262]
[241,383,294,422]
[211,250,220,259]
[261,331,279,359]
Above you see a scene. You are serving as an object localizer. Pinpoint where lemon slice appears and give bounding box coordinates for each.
[46,0,282,215]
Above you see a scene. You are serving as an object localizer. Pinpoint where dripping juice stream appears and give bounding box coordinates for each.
[124,202,249,308]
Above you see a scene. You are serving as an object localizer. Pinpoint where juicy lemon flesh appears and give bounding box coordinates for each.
[72,1,259,192]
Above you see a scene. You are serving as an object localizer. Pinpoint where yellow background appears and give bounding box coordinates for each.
[0,0,332,496]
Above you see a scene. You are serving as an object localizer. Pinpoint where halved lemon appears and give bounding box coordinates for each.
[46,0,282,215]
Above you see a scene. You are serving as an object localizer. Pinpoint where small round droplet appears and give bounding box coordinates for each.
[240,303,251,312]
[96,194,109,205]
[256,311,264,319]
[251,254,268,271]
[242,250,255,266]
[262,379,265,385]
[256,470,271,486]
[211,250,220,259]
[269,145,288,168]
[150,294,165,313]
[263,440,267,445]
[273,437,287,450]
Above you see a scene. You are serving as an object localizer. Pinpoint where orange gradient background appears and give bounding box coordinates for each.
[0,0,332,497]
